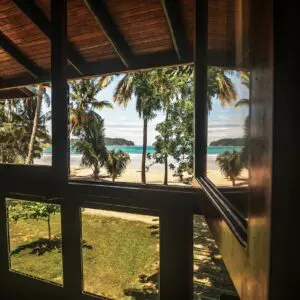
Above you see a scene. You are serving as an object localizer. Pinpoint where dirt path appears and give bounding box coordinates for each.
[83,208,157,224]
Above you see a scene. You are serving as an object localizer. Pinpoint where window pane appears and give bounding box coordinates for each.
[6,199,62,284]
[81,208,160,299]
[0,86,52,166]
[68,67,194,187]
[193,215,237,299]
[207,69,250,187]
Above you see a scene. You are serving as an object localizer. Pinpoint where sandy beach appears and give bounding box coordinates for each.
[35,153,248,187]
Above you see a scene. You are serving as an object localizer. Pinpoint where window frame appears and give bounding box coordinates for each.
[0,0,247,299]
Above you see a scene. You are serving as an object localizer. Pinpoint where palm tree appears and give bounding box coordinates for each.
[69,78,113,136]
[151,66,238,184]
[170,66,238,110]
[216,150,243,186]
[74,114,107,180]
[234,71,250,167]
[113,72,161,183]
[0,95,50,164]
[105,150,130,183]
[26,85,50,164]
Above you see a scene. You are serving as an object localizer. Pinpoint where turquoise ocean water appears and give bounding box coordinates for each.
[43,145,241,155]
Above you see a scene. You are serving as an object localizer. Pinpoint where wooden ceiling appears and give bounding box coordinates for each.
[0,0,237,91]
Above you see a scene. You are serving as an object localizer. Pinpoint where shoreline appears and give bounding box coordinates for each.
[35,153,248,187]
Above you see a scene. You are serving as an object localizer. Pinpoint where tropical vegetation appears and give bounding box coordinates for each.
[105,150,130,182]
[1,67,249,186]
[216,150,243,186]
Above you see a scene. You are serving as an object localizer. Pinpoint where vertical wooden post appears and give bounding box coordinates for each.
[51,1,82,298]
[194,0,208,179]
[51,0,68,184]
[160,206,193,299]
[0,192,10,296]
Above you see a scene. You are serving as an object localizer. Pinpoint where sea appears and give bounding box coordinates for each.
[38,146,241,170]
[43,145,241,155]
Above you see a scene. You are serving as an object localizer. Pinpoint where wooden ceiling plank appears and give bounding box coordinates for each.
[12,0,85,75]
[83,0,133,68]
[161,0,190,60]
[0,32,43,79]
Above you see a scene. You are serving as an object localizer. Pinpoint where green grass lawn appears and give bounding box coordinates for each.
[8,210,159,299]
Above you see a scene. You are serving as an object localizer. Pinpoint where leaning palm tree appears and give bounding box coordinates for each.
[216,150,243,186]
[113,72,161,183]
[74,114,107,180]
[26,85,50,164]
[69,78,114,136]
[105,150,130,183]
[0,94,50,164]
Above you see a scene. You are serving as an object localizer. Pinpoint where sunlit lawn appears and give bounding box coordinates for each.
[8,213,159,299]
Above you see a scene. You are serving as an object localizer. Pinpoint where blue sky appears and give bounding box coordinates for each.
[96,73,249,145]
[44,72,249,146]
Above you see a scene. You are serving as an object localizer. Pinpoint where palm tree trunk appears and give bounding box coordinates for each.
[93,164,100,180]
[232,177,236,186]
[164,154,168,185]
[141,118,148,184]
[26,86,43,164]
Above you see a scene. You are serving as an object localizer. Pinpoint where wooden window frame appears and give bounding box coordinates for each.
[0,0,246,299]
[193,0,248,246]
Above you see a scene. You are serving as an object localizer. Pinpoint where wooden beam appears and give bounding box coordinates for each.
[194,0,208,178]
[12,0,85,75]
[0,32,43,79]
[83,0,133,67]
[0,50,237,91]
[161,0,190,60]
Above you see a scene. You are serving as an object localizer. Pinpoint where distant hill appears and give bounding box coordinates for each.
[104,138,134,146]
[210,138,244,147]
[70,137,134,146]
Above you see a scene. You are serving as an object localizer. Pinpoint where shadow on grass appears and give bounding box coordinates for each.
[11,238,93,256]
[124,272,159,300]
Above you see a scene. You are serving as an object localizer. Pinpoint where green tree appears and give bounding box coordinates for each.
[69,78,113,136]
[105,150,130,183]
[74,114,107,180]
[113,72,161,183]
[216,150,243,186]
[7,200,60,241]
[149,68,181,184]
[0,94,50,164]
[152,66,238,183]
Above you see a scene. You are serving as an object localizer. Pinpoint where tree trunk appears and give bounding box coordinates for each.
[93,164,100,180]
[26,86,43,164]
[163,110,169,185]
[232,177,236,186]
[47,214,51,240]
[141,118,148,184]
[164,154,168,185]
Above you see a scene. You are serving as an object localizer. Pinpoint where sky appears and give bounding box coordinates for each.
[44,72,249,146]
[95,73,249,145]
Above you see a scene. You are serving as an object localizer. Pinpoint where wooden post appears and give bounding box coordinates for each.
[194,0,208,179]
[51,1,82,298]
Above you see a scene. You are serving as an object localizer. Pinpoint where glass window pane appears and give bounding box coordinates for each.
[206,68,250,187]
[68,66,194,188]
[0,86,52,166]
[193,215,237,299]
[81,208,160,299]
[6,199,62,285]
